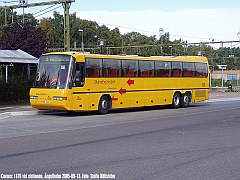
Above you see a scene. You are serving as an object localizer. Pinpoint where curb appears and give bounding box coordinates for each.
[0,112,11,120]
[0,110,41,120]
[10,110,39,116]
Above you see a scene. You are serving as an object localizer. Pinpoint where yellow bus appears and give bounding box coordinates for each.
[30,52,209,114]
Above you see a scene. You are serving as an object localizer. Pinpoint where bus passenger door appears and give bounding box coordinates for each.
[71,62,88,111]
[71,89,89,111]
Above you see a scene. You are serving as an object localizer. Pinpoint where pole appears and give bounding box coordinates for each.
[222,68,224,88]
[22,7,24,23]
[78,29,83,51]
[27,64,30,80]
[159,28,164,56]
[6,65,8,83]
[4,8,7,26]
[1,0,75,51]
[81,30,84,51]
[63,2,70,51]
[210,72,212,88]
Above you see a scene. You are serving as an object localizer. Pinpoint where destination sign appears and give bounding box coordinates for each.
[41,55,71,62]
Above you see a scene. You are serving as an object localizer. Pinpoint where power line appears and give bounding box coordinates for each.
[95,21,211,41]
[33,4,57,16]
[1,0,75,51]
[34,4,61,18]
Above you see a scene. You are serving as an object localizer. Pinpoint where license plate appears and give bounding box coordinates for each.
[42,100,50,104]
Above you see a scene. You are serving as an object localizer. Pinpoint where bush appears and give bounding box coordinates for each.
[211,79,238,87]
[0,75,35,104]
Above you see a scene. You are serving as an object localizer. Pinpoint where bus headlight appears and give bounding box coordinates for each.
[53,96,67,101]
[30,96,38,100]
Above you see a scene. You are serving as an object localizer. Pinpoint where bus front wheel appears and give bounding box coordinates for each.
[172,93,180,108]
[98,95,109,114]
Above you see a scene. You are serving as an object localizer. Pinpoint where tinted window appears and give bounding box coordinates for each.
[171,62,182,77]
[195,63,208,77]
[183,62,195,77]
[122,60,138,77]
[103,59,121,77]
[139,61,154,77]
[86,58,102,77]
[35,54,73,89]
[73,63,85,87]
[155,61,171,77]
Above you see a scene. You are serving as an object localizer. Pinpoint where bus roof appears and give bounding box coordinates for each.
[43,52,208,63]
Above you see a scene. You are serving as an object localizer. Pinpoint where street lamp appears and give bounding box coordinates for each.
[237,31,240,41]
[99,39,104,54]
[159,28,164,56]
[169,46,172,56]
[209,38,215,44]
[78,29,84,51]
[5,63,14,83]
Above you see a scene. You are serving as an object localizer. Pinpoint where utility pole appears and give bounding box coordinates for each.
[159,28,164,56]
[0,0,75,51]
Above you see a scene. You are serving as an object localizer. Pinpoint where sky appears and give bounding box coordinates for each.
[1,0,240,48]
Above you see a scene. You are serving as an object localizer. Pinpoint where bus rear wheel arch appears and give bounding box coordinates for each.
[98,95,111,115]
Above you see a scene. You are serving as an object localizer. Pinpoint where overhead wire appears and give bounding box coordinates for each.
[95,21,210,41]
[33,4,58,16]
[34,4,61,18]
[0,1,233,45]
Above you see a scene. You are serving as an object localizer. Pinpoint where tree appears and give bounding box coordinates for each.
[0,21,51,58]
[15,13,39,27]
[78,19,98,48]
[38,18,52,39]
[48,11,64,48]
[0,8,16,41]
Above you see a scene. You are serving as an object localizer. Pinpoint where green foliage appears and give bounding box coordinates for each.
[211,79,238,87]
[0,21,51,58]
[1,9,240,105]
[0,75,34,104]
[48,11,64,48]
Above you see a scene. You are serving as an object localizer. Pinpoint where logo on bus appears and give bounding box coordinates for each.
[94,80,116,84]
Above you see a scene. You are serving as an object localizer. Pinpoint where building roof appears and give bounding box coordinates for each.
[213,70,240,74]
[0,49,38,64]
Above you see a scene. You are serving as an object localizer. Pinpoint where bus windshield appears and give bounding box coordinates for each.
[35,54,75,89]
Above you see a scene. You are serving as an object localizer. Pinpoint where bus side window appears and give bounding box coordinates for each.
[195,63,208,77]
[171,62,182,77]
[74,63,85,87]
[86,58,102,77]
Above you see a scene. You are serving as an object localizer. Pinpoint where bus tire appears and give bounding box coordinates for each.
[172,92,180,108]
[98,95,109,114]
[180,93,190,108]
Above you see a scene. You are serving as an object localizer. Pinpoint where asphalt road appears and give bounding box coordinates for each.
[0,93,240,180]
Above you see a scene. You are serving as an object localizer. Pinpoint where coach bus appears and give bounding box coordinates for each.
[30,52,209,114]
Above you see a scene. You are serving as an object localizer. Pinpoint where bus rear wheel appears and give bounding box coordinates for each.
[180,93,190,108]
[98,95,109,114]
[172,92,180,108]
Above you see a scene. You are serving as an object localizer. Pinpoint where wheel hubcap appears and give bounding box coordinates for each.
[102,99,108,110]
[174,96,179,105]
[184,95,189,104]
